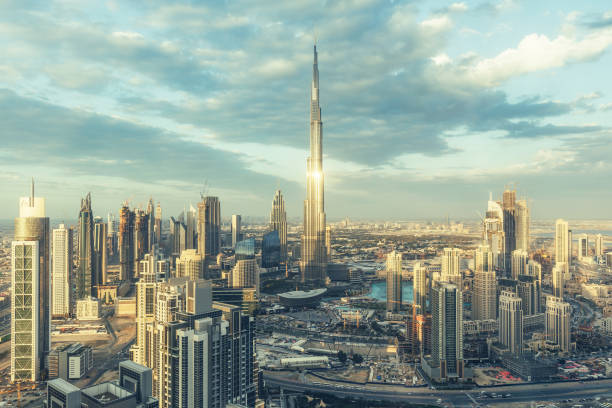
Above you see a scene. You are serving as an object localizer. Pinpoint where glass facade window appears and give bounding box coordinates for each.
[261,231,280,268]
[235,238,255,261]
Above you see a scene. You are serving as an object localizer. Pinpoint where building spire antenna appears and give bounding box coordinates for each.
[30,177,35,207]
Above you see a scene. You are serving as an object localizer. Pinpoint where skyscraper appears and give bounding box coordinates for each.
[511,249,528,280]
[197,196,221,257]
[552,262,565,299]
[577,233,589,260]
[473,245,496,321]
[133,209,148,275]
[93,217,107,286]
[441,248,462,288]
[301,45,327,284]
[498,290,523,355]
[146,198,155,253]
[555,219,569,265]
[386,251,402,313]
[413,262,427,315]
[12,180,50,382]
[483,194,505,271]
[175,249,204,281]
[119,203,134,281]
[270,190,288,263]
[430,283,464,379]
[154,203,162,247]
[502,188,517,274]
[232,214,241,248]
[595,234,604,258]
[517,274,541,315]
[77,193,94,299]
[515,199,530,252]
[546,296,571,353]
[261,230,281,269]
[52,224,73,318]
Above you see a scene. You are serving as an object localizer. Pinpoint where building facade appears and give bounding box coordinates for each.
[52,224,73,318]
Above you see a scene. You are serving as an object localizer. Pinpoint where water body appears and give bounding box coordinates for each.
[368,281,414,303]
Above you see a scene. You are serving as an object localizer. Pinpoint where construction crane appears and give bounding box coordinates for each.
[0,381,37,407]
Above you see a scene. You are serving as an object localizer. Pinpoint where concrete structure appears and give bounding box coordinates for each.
[552,262,566,299]
[119,203,135,281]
[427,282,464,380]
[12,180,50,382]
[386,251,402,313]
[473,245,496,321]
[499,291,523,355]
[175,249,204,280]
[94,216,108,285]
[231,259,259,294]
[301,45,327,284]
[441,248,462,288]
[77,193,95,299]
[595,234,604,258]
[269,190,288,262]
[76,296,101,320]
[502,188,517,274]
[277,288,327,308]
[413,262,427,315]
[578,233,589,260]
[279,356,328,369]
[483,194,505,270]
[232,214,241,248]
[48,343,93,380]
[511,249,528,280]
[555,219,569,265]
[119,360,153,405]
[546,296,571,353]
[517,274,541,315]
[47,378,81,408]
[52,224,73,318]
[11,241,40,382]
[515,199,530,252]
[197,196,221,257]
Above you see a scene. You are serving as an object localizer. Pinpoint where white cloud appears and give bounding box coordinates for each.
[449,2,468,12]
[420,15,452,32]
[431,53,451,66]
[253,58,297,78]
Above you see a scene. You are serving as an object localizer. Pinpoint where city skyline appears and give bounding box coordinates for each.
[1,1,612,219]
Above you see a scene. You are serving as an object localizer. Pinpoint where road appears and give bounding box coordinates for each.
[264,373,612,407]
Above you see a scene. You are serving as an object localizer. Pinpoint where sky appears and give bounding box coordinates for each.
[0,0,611,221]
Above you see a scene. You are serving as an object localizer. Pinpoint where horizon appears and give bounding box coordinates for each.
[1,1,611,219]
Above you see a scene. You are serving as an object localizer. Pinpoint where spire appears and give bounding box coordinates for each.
[30,177,34,207]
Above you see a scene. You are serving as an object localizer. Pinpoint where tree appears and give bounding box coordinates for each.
[351,353,364,364]
[337,350,348,364]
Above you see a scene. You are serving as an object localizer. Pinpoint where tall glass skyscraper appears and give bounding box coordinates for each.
[261,230,281,269]
[301,45,327,284]
[77,193,94,299]
[269,190,287,262]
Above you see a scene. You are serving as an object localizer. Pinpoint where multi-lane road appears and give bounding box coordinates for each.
[264,372,612,407]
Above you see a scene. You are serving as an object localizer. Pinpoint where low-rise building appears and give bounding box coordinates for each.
[76,296,101,320]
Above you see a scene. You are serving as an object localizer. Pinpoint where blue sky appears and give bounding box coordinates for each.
[0,0,611,221]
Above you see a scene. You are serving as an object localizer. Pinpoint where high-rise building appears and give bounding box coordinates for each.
[175,249,204,281]
[261,230,281,269]
[231,259,259,295]
[133,209,148,276]
[517,274,541,315]
[301,45,327,284]
[154,203,162,247]
[430,283,464,379]
[473,245,496,321]
[13,180,50,382]
[119,203,134,281]
[52,224,73,318]
[269,190,288,263]
[386,251,402,313]
[568,229,573,266]
[498,290,523,355]
[12,241,40,382]
[546,296,571,353]
[595,234,604,258]
[93,216,107,286]
[132,249,168,365]
[552,262,566,299]
[197,196,221,257]
[577,234,589,260]
[555,219,569,265]
[483,194,505,271]
[186,204,197,250]
[515,199,530,252]
[77,193,94,299]
[232,214,241,248]
[413,262,427,315]
[441,248,462,288]
[46,378,81,408]
[146,198,155,253]
[169,216,186,258]
[511,249,528,280]
[502,188,517,274]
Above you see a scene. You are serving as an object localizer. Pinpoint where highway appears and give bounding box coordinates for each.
[264,373,612,407]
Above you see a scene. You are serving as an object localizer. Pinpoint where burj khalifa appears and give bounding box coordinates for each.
[301,45,328,284]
